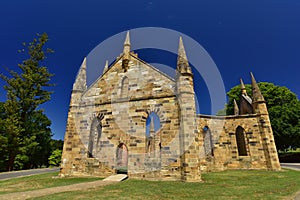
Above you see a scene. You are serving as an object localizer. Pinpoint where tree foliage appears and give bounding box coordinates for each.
[50,139,64,151]
[48,149,62,167]
[226,82,300,151]
[0,33,55,171]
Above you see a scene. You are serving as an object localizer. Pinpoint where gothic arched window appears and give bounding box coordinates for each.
[121,76,129,99]
[146,112,161,137]
[203,126,214,156]
[88,118,102,158]
[116,143,128,174]
[145,112,161,153]
[235,126,248,156]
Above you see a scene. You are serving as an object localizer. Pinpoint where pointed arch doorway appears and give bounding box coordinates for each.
[116,143,128,174]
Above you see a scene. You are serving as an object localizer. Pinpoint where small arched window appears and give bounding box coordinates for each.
[203,126,214,156]
[145,112,161,154]
[116,143,128,174]
[235,126,248,156]
[121,76,129,98]
[146,112,161,137]
[88,119,102,158]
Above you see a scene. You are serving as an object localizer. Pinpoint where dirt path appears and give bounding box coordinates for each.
[0,179,119,200]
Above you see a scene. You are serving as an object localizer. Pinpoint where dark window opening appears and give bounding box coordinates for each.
[88,119,102,158]
[236,126,247,156]
[203,126,214,156]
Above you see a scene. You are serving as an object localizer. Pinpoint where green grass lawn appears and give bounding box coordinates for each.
[28,169,300,200]
[0,172,101,194]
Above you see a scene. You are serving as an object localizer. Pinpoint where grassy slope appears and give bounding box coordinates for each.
[32,170,300,200]
[0,172,101,194]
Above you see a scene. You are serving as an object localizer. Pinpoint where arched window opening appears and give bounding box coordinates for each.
[88,119,102,158]
[236,126,248,156]
[146,112,161,137]
[145,112,161,154]
[203,126,214,156]
[121,76,129,98]
[116,143,128,174]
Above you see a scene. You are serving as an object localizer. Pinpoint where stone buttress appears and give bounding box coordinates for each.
[251,73,281,170]
[176,37,201,182]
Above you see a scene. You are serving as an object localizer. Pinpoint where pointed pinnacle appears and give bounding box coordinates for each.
[80,57,87,69]
[178,36,188,61]
[250,72,256,85]
[234,99,237,105]
[124,31,130,46]
[233,99,239,115]
[240,78,247,95]
[240,78,245,90]
[250,72,265,102]
[73,57,87,91]
[103,60,108,73]
[123,31,131,55]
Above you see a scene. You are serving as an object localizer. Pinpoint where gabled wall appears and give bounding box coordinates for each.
[61,54,185,180]
[197,114,280,172]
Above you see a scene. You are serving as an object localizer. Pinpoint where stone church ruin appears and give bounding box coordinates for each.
[60,32,281,182]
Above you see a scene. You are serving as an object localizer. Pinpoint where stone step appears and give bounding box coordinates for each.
[103,174,128,182]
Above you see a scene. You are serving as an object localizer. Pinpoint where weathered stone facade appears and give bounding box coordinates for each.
[60,32,281,182]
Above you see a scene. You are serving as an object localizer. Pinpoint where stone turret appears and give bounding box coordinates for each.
[176,37,200,182]
[250,73,281,170]
[251,72,265,114]
[60,57,87,176]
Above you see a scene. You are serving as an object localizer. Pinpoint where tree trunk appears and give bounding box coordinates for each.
[7,152,15,171]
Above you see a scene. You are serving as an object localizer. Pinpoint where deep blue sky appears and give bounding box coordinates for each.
[0,1,299,140]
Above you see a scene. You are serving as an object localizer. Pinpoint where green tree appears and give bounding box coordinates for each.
[50,139,64,151]
[269,100,300,151]
[48,149,62,167]
[0,102,7,171]
[226,82,300,151]
[0,100,23,171]
[0,33,54,171]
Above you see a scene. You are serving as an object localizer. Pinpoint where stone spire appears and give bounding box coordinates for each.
[240,78,247,95]
[103,60,109,74]
[176,36,199,182]
[177,36,192,76]
[251,72,265,103]
[123,31,131,55]
[178,37,188,64]
[122,31,131,72]
[73,57,87,91]
[233,99,239,115]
